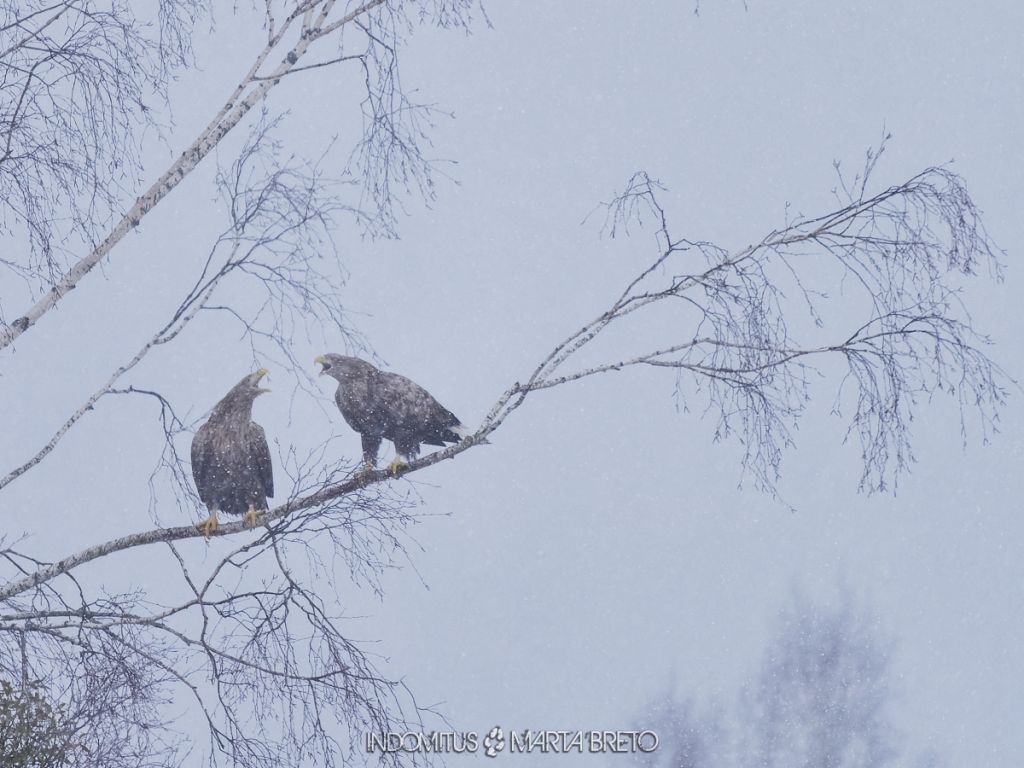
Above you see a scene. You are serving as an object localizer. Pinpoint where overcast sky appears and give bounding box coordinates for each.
[2,1,1022,765]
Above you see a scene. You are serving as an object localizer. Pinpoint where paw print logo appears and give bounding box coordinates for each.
[482,725,505,757]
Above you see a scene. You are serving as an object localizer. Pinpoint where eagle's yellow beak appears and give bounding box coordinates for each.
[254,367,271,393]
[314,355,327,375]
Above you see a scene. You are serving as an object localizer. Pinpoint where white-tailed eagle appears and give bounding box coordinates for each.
[315,354,466,474]
[191,369,274,535]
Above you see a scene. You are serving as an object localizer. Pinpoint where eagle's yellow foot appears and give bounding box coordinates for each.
[387,456,406,476]
[195,511,219,537]
[354,461,375,480]
[243,505,260,528]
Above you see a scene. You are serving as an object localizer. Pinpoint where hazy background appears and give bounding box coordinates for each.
[1,1,1021,765]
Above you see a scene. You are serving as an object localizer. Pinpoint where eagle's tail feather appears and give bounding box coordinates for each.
[451,423,490,445]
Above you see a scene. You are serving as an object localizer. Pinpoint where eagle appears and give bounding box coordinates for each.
[191,369,274,536]
[315,354,467,474]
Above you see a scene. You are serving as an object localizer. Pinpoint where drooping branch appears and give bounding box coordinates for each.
[0,0,462,352]
[481,152,1007,495]
[0,0,203,293]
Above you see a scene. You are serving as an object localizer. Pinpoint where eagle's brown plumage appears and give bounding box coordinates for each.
[191,369,274,535]
[315,354,465,473]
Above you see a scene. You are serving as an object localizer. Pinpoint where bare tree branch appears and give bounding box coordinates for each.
[0,1,203,299]
[0,6,1006,760]
[0,113,366,492]
[481,149,1008,496]
[0,0,448,351]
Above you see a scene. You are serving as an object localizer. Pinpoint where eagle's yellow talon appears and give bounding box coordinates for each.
[243,505,260,528]
[196,512,219,537]
[387,457,406,476]
[354,462,375,480]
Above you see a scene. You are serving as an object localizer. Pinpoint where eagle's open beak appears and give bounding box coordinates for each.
[314,355,328,375]
[254,367,271,393]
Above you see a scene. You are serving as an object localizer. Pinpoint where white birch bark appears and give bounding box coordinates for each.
[0,0,385,351]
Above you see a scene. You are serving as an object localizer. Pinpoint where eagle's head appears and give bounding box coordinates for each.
[315,354,376,382]
[229,368,272,399]
[211,368,270,420]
